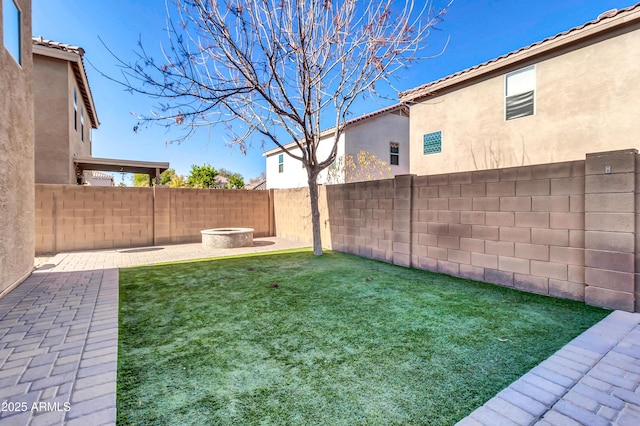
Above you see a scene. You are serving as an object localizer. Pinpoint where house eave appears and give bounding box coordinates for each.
[399,4,640,102]
[32,39,100,129]
[74,157,169,175]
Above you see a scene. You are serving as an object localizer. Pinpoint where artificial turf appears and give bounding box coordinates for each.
[117,249,609,425]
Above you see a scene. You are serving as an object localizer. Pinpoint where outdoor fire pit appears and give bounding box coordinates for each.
[201,228,254,249]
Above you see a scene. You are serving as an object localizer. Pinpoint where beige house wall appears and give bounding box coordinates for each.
[34,54,70,184]
[35,186,273,253]
[33,52,93,184]
[68,61,91,161]
[265,106,409,189]
[0,0,35,296]
[345,112,410,179]
[409,24,640,176]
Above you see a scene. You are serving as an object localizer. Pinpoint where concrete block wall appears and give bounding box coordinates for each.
[583,150,637,311]
[326,179,395,263]
[35,185,154,253]
[162,187,271,244]
[393,175,413,267]
[272,186,331,246]
[409,161,587,301]
[33,149,640,312]
[278,149,638,312]
[637,156,640,313]
[35,185,272,254]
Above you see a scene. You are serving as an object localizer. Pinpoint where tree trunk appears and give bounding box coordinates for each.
[307,170,323,256]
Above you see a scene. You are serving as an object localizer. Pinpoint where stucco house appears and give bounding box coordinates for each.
[1,0,34,296]
[32,37,99,184]
[263,104,409,189]
[85,170,115,186]
[245,179,267,190]
[32,37,169,185]
[399,4,640,176]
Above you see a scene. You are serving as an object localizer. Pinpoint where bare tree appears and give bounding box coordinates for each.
[113,0,450,255]
[248,171,266,184]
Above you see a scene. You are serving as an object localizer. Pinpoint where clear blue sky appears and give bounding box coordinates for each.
[32,0,637,184]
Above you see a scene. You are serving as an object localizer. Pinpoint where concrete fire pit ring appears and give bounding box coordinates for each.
[201,228,254,249]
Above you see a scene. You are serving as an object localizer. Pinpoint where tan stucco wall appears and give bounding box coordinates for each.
[34,54,92,184]
[33,54,71,183]
[68,61,91,162]
[0,0,34,296]
[409,25,640,176]
[345,111,410,178]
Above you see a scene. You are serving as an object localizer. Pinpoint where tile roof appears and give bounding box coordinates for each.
[88,170,115,180]
[400,3,640,102]
[245,179,267,190]
[32,37,99,128]
[339,103,409,129]
[32,37,84,55]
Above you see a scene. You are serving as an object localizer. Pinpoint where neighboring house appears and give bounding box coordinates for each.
[1,0,34,296]
[399,5,640,176]
[214,174,228,188]
[85,170,114,186]
[263,104,409,189]
[246,179,267,190]
[32,37,169,185]
[33,37,99,184]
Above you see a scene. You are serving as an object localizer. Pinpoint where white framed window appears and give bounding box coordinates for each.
[2,0,21,65]
[80,106,85,141]
[505,66,535,120]
[73,88,78,131]
[278,154,284,173]
[390,142,399,165]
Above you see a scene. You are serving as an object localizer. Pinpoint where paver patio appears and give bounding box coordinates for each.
[459,310,640,426]
[0,237,639,425]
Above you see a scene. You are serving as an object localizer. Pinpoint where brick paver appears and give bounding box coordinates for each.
[2,238,640,425]
[458,310,640,425]
[0,265,116,425]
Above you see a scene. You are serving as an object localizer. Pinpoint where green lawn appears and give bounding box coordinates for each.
[117,250,609,425]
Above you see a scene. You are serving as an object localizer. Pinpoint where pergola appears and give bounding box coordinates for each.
[74,157,170,186]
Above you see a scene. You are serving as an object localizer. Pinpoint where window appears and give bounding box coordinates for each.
[80,106,85,141]
[390,142,399,165]
[423,131,442,155]
[2,0,21,65]
[278,154,284,173]
[73,88,78,131]
[505,66,535,120]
